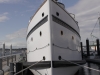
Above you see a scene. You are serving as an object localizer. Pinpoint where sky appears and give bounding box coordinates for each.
[0,0,100,48]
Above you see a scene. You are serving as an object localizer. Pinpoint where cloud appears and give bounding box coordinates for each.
[0,0,21,3]
[67,0,100,44]
[0,41,26,48]
[0,28,27,48]
[0,12,9,22]
[6,28,27,40]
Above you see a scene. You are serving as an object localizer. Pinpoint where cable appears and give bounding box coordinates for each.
[60,57,100,73]
[14,59,43,75]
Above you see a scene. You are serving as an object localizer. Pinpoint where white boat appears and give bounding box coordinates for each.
[26,0,85,75]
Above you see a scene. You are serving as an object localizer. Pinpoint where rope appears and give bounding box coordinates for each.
[53,44,79,52]
[27,44,49,54]
[61,57,100,73]
[45,69,49,75]
[26,43,80,55]
[35,70,42,75]
[17,44,49,62]
[14,59,43,75]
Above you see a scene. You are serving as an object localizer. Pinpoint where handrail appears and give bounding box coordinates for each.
[0,53,22,59]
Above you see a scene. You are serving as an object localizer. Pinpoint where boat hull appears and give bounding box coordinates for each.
[27,0,84,75]
[30,66,80,75]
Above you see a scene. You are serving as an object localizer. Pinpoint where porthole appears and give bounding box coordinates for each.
[31,37,33,41]
[72,36,74,40]
[56,12,59,16]
[42,12,44,17]
[40,31,42,36]
[61,31,63,35]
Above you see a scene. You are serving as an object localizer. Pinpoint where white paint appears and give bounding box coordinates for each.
[27,0,82,75]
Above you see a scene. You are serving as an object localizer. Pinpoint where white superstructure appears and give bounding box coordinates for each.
[27,0,84,75]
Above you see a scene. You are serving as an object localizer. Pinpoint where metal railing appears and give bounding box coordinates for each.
[0,53,23,75]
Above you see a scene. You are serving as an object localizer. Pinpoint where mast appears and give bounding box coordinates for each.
[99,17,100,40]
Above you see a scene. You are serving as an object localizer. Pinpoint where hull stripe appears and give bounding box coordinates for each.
[27,15,48,40]
[23,61,86,69]
[52,15,81,38]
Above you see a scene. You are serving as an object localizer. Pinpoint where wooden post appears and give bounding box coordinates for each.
[2,43,5,56]
[0,59,2,70]
[86,39,90,57]
[80,42,84,59]
[15,55,16,61]
[95,46,96,52]
[0,58,4,75]
[12,56,13,62]
[10,45,13,62]
[10,45,12,54]
[16,63,23,75]
[96,39,100,56]
[7,57,9,66]
[10,63,14,75]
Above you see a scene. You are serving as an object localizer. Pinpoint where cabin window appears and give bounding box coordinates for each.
[61,31,63,35]
[42,12,44,17]
[56,12,59,16]
[40,31,42,36]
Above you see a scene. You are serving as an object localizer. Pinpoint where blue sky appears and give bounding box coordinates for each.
[0,0,100,48]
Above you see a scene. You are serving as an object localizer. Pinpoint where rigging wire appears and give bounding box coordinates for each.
[90,19,99,36]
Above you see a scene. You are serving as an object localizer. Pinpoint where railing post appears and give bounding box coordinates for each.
[0,59,2,70]
[96,39,100,56]
[12,56,13,62]
[86,39,90,57]
[15,55,16,61]
[10,45,12,54]
[10,45,13,62]
[10,63,14,75]
[0,58,4,75]
[80,42,84,59]
[16,63,23,75]
[7,57,9,66]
